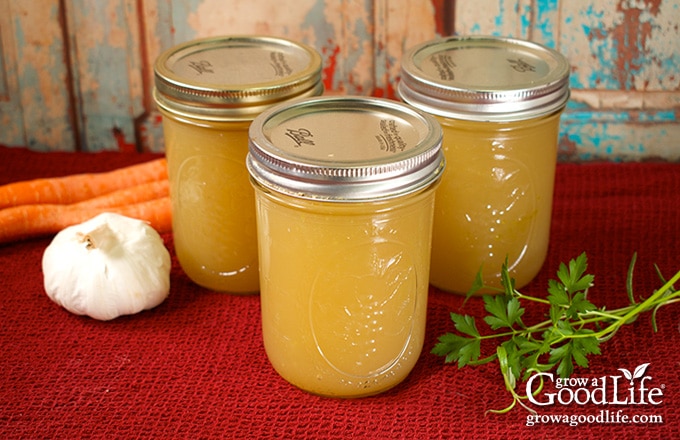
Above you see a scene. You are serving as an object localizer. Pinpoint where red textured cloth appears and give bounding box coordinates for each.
[1,145,679,439]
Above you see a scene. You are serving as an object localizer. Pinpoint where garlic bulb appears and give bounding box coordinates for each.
[42,212,171,321]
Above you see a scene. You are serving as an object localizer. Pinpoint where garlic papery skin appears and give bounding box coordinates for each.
[42,212,171,321]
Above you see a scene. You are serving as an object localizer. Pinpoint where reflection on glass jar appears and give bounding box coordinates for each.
[153,35,323,293]
[430,114,562,293]
[164,118,258,292]
[399,36,570,294]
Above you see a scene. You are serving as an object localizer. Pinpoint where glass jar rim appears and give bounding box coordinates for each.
[398,35,570,122]
[153,35,323,121]
[247,96,445,202]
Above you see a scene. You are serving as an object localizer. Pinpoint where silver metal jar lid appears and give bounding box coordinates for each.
[398,36,570,121]
[247,96,445,201]
[153,35,323,121]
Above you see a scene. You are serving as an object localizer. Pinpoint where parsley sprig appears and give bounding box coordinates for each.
[432,253,680,414]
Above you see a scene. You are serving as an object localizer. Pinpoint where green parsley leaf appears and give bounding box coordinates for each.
[483,295,524,330]
[432,331,480,367]
[565,292,596,319]
[547,278,569,308]
[451,313,480,338]
[558,252,594,294]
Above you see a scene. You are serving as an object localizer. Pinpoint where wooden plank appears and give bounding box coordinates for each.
[154,0,442,96]
[1,0,75,151]
[64,0,145,152]
[561,0,680,92]
[559,0,680,160]
[373,0,440,98]
[164,0,374,94]
[453,0,680,161]
[559,110,680,161]
[2,0,676,159]
[136,0,172,152]
[139,0,444,151]
[0,0,26,147]
[454,0,530,37]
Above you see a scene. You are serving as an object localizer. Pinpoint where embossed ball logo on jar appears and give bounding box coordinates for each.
[310,241,417,378]
[457,154,537,274]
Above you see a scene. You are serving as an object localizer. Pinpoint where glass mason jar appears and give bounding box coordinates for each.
[247,96,445,397]
[153,36,323,293]
[398,36,570,294]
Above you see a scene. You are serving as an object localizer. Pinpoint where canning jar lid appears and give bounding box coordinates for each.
[153,35,323,121]
[398,35,570,121]
[247,96,445,201]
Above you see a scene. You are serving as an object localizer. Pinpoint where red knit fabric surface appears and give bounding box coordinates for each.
[1,146,679,439]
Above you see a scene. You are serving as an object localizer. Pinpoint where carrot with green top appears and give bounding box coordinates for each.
[0,158,167,209]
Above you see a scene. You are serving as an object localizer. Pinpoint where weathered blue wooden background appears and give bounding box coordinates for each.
[453,0,680,161]
[0,0,678,161]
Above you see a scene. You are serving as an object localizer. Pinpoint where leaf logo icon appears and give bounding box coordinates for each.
[618,368,632,382]
[618,363,650,386]
[633,363,650,380]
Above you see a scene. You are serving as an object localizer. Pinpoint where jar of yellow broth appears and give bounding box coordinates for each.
[398,36,570,294]
[153,36,323,293]
[247,96,445,397]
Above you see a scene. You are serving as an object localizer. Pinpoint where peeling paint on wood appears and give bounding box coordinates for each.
[560,110,680,161]
[176,0,377,94]
[65,0,145,152]
[2,0,76,151]
[372,0,438,98]
[0,0,25,147]
[454,0,680,161]
[140,0,440,152]
[564,0,680,92]
[0,0,678,160]
[562,0,680,160]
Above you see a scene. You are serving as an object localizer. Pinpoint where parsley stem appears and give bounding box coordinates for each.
[476,270,679,345]
[593,269,680,337]
[515,292,551,305]
[568,270,680,341]
[476,320,552,341]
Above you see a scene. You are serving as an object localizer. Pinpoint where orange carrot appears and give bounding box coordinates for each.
[0,158,167,209]
[69,180,169,210]
[0,197,172,244]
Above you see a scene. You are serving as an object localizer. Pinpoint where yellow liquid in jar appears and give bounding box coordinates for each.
[161,112,259,293]
[429,111,562,294]
[255,186,436,397]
